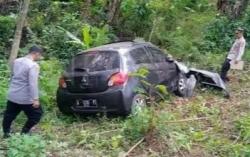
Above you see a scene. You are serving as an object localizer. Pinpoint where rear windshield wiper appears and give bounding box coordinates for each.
[74,67,90,72]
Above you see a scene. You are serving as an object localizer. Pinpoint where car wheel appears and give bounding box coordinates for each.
[131,94,147,115]
[176,73,196,97]
[57,101,72,115]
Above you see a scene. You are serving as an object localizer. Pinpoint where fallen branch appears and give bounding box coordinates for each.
[124,137,145,157]
[165,117,212,124]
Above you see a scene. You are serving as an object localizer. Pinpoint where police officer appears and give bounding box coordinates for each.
[2,46,43,138]
[220,28,246,82]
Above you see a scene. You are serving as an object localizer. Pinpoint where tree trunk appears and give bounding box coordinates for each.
[232,0,249,19]
[217,0,249,19]
[217,0,228,13]
[85,0,93,14]
[8,0,30,67]
[107,0,122,25]
[0,0,20,15]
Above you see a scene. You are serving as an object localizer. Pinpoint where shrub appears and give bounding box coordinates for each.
[0,16,15,58]
[0,16,15,42]
[0,60,10,109]
[36,20,113,60]
[39,25,83,60]
[235,115,250,144]
[7,134,46,157]
[201,16,236,52]
[123,108,156,140]
[202,7,250,53]
[39,59,63,110]
[120,0,152,38]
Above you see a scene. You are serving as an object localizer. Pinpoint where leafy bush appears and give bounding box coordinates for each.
[39,25,83,60]
[73,24,113,49]
[120,0,152,38]
[228,144,250,157]
[235,115,250,143]
[0,60,10,109]
[0,16,15,58]
[205,136,250,157]
[0,16,15,42]
[202,7,250,53]
[201,16,237,52]
[123,108,156,140]
[123,107,193,153]
[143,0,216,63]
[33,19,113,60]
[7,134,46,157]
[39,59,63,110]
[90,25,113,47]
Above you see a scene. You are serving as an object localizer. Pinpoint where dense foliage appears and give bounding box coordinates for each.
[7,134,46,157]
[0,15,15,58]
[0,0,232,60]
[1,0,249,64]
[202,8,250,53]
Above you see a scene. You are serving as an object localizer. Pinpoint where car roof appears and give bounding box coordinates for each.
[77,41,153,55]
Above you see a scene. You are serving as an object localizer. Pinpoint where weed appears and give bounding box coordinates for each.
[7,134,46,157]
[123,108,156,140]
[235,115,250,143]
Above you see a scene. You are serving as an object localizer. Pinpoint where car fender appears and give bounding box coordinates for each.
[174,61,190,74]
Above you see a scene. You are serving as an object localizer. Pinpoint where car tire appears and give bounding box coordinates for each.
[176,73,196,97]
[130,94,147,115]
[57,101,72,115]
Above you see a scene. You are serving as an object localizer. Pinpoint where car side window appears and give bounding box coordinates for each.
[147,47,166,63]
[130,48,151,64]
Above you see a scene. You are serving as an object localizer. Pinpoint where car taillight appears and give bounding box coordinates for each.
[59,76,67,88]
[108,72,128,87]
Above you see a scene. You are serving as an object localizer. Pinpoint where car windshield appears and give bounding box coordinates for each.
[67,51,120,72]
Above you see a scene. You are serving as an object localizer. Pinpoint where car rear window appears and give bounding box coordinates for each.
[67,51,120,72]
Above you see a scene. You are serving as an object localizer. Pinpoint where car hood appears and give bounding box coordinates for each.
[189,68,227,91]
[175,61,229,96]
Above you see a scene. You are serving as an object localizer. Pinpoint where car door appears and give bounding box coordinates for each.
[146,46,178,85]
[129,47,159,85]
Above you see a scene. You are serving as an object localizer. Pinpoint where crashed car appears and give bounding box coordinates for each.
[57,41,228,115]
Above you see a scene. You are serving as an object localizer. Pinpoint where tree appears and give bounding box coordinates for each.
[217,0,227,13]
[106,0,122,25]
[8,0,30,66]
[80,0,94,17]
[233,0,249,18]
[217,0,249,19]
[0,0,20,15]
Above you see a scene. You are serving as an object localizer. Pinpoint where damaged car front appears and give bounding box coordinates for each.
[173,61,230,98]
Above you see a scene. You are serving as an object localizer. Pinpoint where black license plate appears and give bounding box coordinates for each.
[76,99,98,108]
